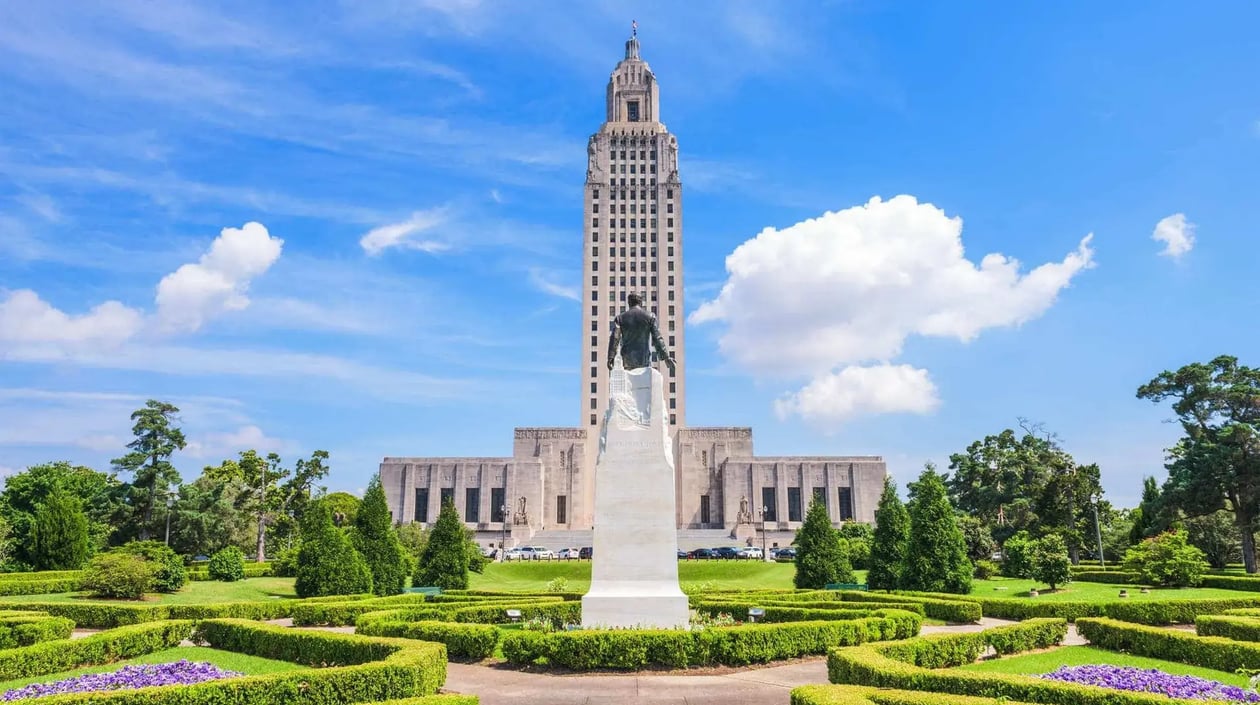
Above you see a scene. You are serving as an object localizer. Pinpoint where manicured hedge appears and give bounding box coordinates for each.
[0,570,84,582]
[503,612,919,669]
[0,610,75,648]
[3,597,319,628]
[0,576,85,596]
[1068,570,1140,585]
[294,596,572,627]
[357,614,501,659]
[694,602,892,623]
[187,561,273,581]
[840,592,981,623]
[1200,574,1260,592]
[373,698,479,705]
[443,590,584,601]
[291,595,434,626]
[0,620,192,680]
[899,591,1260,624]
[1195,614,1260,641]
[791,685,1158,705]
[449,600,578,625]
[1077,616,1260,672]
[1064,569,1260,593]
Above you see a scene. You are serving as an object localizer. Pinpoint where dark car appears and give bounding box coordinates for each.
[713,547,741,560]
[772,547,797,560]
[688,548,718,560]
[578,546,593,560]
[677,550,689,559]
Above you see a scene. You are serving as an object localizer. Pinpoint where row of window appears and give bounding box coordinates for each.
[590,246,677,260]
[413,487,570,525]
[594,289,676,303]
[591,203,674,214]
[591,232,675,245]
[591,188,675,201]
[611,163,656,175]
[591,218,676,229]
[591,276,676,289]
[610,149,656,161]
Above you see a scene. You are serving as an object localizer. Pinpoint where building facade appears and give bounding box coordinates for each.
[380,29,886,541]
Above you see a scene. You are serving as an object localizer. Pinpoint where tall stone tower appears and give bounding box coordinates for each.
[580,27,685,441]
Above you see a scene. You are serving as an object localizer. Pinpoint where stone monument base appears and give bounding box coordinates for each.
[581,587,690,630]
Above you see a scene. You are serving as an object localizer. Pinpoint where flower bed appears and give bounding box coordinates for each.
[1043,665,1260,702]
[1,661,239,701]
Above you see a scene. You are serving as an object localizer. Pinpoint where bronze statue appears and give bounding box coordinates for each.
[607,293,676,373]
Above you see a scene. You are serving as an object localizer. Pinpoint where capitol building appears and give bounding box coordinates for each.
[380,30,886,547]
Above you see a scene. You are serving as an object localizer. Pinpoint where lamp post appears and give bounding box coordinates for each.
[164,494,174,546]
[1093,492,1106,570]
[498,505,508,562]
[760,505,771,562]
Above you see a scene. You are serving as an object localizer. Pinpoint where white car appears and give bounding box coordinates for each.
[736,547,764,560]
[518,546,555,560]
[503,547,526,560]
[558,548,581,560]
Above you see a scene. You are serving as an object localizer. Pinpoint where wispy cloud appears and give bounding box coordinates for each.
[360,209,452,255]
[528,268,580,301]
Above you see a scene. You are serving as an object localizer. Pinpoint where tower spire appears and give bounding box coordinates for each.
[625,20,640,60]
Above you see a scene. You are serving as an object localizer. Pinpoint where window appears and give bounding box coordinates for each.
[839,487,854,521]
[668,320,674,331]
[669,382,676,393]
[591,275,598,285]
[627,101,640,121]
[590,366,597,377]
[465,488,480,523]
[669,397,675,409]
[652,276,658,286]
[590,306,597,316]
[668,231,673,242]
[590,351,596,362]
[667,247,674,256]
[590,335,597,346]
[667,218,674,227]
[813,487,828,512]
[556,495,568,524]
[787,487,803,522]
[590,382,597,393]
[590,321,597,331]
[761,488,777,522]
[590,413,597,425]
[668,261,674,271]
[670,413,676,424]
[592,246,598,257]
[667,203,674,213]
[669,335,675,346]
[668,277,674,286]
[414,488,429,523]
[640,150,646,159]
[440,487,455,508]
[668,290,675,301]
[491,488,506,522]
[590,290,597,301]
[590,397,597,409]
[668,304,675,315]
[593,189,600,199]
[592,218,598,227]
[592,204,599,213]
[667,189,674,198]
[700,495,711,525]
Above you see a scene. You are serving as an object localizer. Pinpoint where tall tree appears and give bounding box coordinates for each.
[1138,356,1260,572]
[30,488,91,570]
[169,471,252,558]
[868,478,910,591]
[294,501,372,598]
[207,449,329,561]
[0,461,123,563]
[111,401,186,540]
[415,500,470,590]
[353,477,408,595]
[793,497,853,589]
[904,464,973,594]
[1129,476,1167,544]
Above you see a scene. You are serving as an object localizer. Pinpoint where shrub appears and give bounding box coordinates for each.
[208,546,246,582]
[272,543,301,577]
[546,577,569,593]
[0,611,74,648]
[972,560,998,580]
[1123,530,1208,587]
[1000,531,1033,578]
[118,540,186,592]
[356,614,500,659]
[354,477,408,596]
[868,478,908,592]
[82,552,157,599]
[1077,616,1260,673]
[29,488,91,571]
[1030,533,1071,590]
[903,468,971,594]
[1196,614,1260,642]
[956,515,997,563]
[415,500,469,591]
[296,502,373,598]
[0,621,191,680]
[796,498,854,589]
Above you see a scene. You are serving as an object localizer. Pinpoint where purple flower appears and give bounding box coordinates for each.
[1043,665,1260,702]
[2,660,242,701]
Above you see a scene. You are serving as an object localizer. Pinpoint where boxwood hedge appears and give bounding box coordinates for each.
[0,609,74,648]
[1195,614,1260,641]
[896,590,1260,624]
[791,685,1167,705]
[1077,616,1260,672]
[0,620,192,680]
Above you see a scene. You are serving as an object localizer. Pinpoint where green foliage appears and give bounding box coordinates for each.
[838,523,873,542]
[0,461,123,563]
[1029,533,1072,590]
[111,400,187,542]
[465,529,488,575]
[845,538,871,570]
[272,543,301,577]
[955,515,997,562]
[971,559,998,580]
[205,449,331,563]
[356,617,500,659]
[30,488,91,570]
[415,500,470,590]
[167,474,251,559]
[1079,616,1260,673]
[868,478,909,592]
[1196,614,1260,642]
[546,577,569,593]
[81,552,157,599]
[794,498,853,589]
[1185,511,1243,569]
[1000,530,1034,578]
[396,523,429,577]
[354,477,408,596]
[295,502,373,598]
[0,611,74,648]
[323,491,362,527]
[208,546,246,581]
[118,540,186,592]
[1123,529,1208,587]
[903,466,972,594]
[0,621,191,681]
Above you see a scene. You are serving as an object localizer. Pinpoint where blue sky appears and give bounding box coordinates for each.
[0,1,1256,507]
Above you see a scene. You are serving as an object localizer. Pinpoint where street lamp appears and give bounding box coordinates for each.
[760,505,771,562]
[1093,492,1106,570]
[498,505,508,562]
[164,494,174,546]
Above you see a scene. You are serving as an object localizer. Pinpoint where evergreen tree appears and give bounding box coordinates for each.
[30,488,91,570]
[294,502,372,598]
[868,477,910,591]
[903,465,973,594]
[111,400,186,540]
[353,477,408,595]
[793,497,853,589]
[414,500,470,590]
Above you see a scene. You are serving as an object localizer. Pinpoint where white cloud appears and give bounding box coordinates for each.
[528,269,579,301]
[184,424,293,460]
[360,209,452,255]
[155,222,283,333]
[693,195,1095,426]
[774,364,940,426]
[0,290,144,347]
[1152,213,1195,260]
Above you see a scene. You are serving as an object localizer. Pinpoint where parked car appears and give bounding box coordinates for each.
[503,547,526,560]
[578,546,593,559]
[772,547,797,560]
[521,546,555,560]
[480,545,496,558]
[677,549,689,559]
[736,547,763,560]
[558,547,581,560]
[713,547,741,560]
[687,548,718,560]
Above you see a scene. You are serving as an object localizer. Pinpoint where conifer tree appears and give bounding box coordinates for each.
[868,477,910,591]
[295,501,372,598]
[903,465,973,594]
[353,477,407,595]
[793,497,853,589]
[414,499,470,590]
[30,488,91,570]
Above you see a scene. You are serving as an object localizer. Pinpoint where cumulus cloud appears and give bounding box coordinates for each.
[774,364,940,425]
[692,195,1095,426]
[184,424,292,459]
[155,222,283,332]
[0,290,143,347]
[1152,213,1195,260]
[360,209,450,255]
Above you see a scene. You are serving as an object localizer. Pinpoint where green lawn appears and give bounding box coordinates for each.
[0,577,297,605]
[467,561,821,592]
[959,645,1250,687]
[0,646,307,693]
[969,576,1246,602]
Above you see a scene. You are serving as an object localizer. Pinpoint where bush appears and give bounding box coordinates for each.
[354,478,408,596]
[1000,531,1033,579]
[868,478,908,592]
[415,500,469,591]
[356,614,500,659]
[0,621,191,680]
[795,498,854,589]
[846,539,871,571]
[81,552,157,599]
[208,546,246,582]
[972,560,998,580]
[1078,616,1260,673]
[296,503,373,598]
[1030,533,1071,590]
[1196,614,1260,642]
[902,468,971,595]
[118,541,186,592]
[1123,530,1208,587]
[29,489,91,571]
[0,611,74,648]
[273,544,301,577]
[1069,569,1138,585]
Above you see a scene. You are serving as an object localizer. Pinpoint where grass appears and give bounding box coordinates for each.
[0,646,308,693]
[959,645,1251,687]
[0,577,297,605]
[467,561,819,592]
[969,576,1247,602]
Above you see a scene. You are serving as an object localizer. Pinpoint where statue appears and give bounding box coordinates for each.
[606,293,676,373]
[512,496,528,526]
[737,496,752,524]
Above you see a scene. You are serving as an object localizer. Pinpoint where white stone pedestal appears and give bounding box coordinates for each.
[582,363,689,629]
